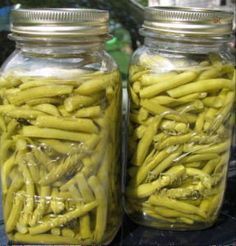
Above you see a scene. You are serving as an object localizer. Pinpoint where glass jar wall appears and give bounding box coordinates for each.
[125,7,235,230]
[0,9,122,245]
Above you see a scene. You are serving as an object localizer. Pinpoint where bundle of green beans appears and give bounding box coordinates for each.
[0,69,122,244]
[126,53,235,229]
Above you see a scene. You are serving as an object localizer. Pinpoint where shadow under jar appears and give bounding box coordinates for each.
[125,7,235,230]
[0,8,122,245]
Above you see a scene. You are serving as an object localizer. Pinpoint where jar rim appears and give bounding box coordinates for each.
[10,8,109,38]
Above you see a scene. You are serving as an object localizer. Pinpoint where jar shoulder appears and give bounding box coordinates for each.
[130,44,235,73]
[1,49,118,77]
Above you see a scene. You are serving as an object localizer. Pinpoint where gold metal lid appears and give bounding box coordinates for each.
[140,6,234,38]
[11,8,109,37]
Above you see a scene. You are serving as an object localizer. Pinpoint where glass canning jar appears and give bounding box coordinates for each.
[0,8,122,245]
[125,7,235,230]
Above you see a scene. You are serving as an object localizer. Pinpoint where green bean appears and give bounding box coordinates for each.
[140,71,197,98]
[24,152,39,184]
[51,228,61,236]
[133,82,141,93]
[97,144,113,191]
[198,66,222,80]
[183,153,219,163]
[132,116,161,166]
[22,126,98,146]
[127,165,185,198]
[77,173,95,203]
[134,125,146,139]
[19,159,35,226]
[4,172,24,220]
[195,111,205,132]
[88,176,107,243]
[151,206,205,222]
[150,147,183,178]
[158,133,193,150]
[50,188,65,214]
[193,139,230,154]
[29,201,97,235]
[210,91,235,132]
[75,105,102,118]
[214,152,230,173]
[8,85,73,105]
[76,173,94,239]
[0,75,21,88]
[60,138,106,191]
[0,116,6,132]
[186,168,212,188]
[39,139,73,154]
[1,153,17,193]
[184,162,202,168]
[6,192,24,233]
[13,232,79,244]
[202,96,225,108]
[144,208,178,223]
[39,153,84,185]
[75,75,112,95]
[167,79,233,98]
[141,99,196,123]
[19,78,79,90]
[32,148,54,171]
[62,228,75,238]
[141,72,178,86]
[202,158,220,174]
[151,93,206,107]
[30,185,50,226]
[130,69,150,83]
[64,93,102,112]
[26,97,62,106]
[200,194,221,218]
[161,181,205,200]
[0,139,13,164]
[129,86,140,106]
[175,100,204,113]
[34,104,60,116]
[35,115,98,133]
[0,105,45,119]
[149,195,206,218]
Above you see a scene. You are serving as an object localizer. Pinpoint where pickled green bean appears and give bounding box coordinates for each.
[127,165,185,198]
[132,116,161,166]
[6,192,24,233]
[14,232,79,244]
[29,201,97,235]
[35,115,98,133]
[8,85,73,105]
[88,176,107,243]
[34,104,60,116]
[140,71,197,98]
[64,93,102,112]
[22,126,97,144]
[39,153,84,185]
[149,195,207,218]
[167,79,233,98]
[75,105,102,118]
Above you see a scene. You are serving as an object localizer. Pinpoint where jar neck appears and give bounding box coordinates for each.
[10,34,108,57]
[144,36,229,54]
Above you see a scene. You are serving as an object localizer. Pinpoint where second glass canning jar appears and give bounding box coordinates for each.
[0,8,122,245]
[125,7,235,230]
